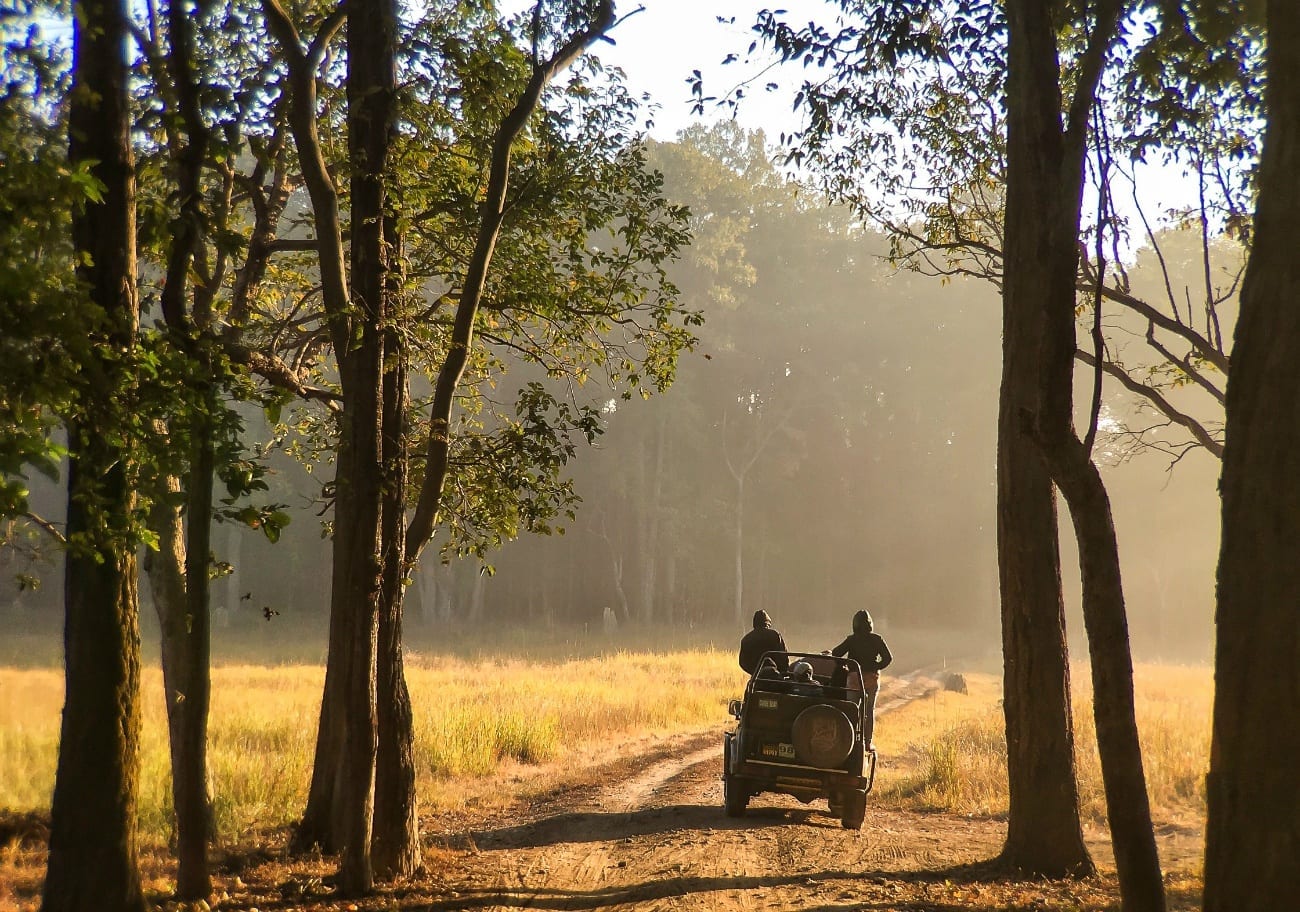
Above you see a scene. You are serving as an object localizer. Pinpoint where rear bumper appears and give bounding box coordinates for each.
[733,757,868,798]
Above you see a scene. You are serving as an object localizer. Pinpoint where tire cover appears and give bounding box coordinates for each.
[792,705,854,767]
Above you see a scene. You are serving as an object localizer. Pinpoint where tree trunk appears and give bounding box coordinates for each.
[43,0,144,907]
[326,339,384,897]
[732,473,745,626]
[996,0,1093,879]
[173,420,215,899]
[1204,5,1300,907]
[1006,0,1163,905]
[1051,451,1164,909]
[263,0,369,876]
[995,373,1092,877]
[295,609,347,854]
[638,414,666,623]
[143,473,216,898]
[330,0,400,890]
[373,228,420,880]
[291,0,395,890]
[45,514,145,912]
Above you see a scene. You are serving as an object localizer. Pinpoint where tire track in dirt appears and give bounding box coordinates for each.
[434,668,962,911]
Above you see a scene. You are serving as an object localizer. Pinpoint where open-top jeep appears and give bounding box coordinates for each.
[723,651,877,829]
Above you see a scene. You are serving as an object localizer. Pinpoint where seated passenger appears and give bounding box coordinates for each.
[786,660,823,697]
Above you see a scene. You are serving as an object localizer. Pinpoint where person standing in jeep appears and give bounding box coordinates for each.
[831,610,892,747]
[739,610,789,675]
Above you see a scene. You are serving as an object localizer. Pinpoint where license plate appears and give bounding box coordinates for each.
[762,742,796,759]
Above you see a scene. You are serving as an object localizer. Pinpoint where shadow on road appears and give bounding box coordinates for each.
[413,860,1023,911]
[468,801,845,850]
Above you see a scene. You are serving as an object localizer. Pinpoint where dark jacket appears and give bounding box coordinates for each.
[739,625,788,675]
[831,631,892,675]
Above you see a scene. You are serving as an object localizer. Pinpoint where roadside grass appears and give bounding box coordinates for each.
[0,650,741,846]
[876,663,1212,823]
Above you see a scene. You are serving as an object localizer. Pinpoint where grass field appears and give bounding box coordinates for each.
[0,649,744,846]
[875,663,1212,824]
[0,648,1211,848]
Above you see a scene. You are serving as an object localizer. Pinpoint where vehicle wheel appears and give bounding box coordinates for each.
[724,772,749,817]
[792,705,855,768]
[841,789,867,830]
[827,792,843,816]
[846,741,865,777]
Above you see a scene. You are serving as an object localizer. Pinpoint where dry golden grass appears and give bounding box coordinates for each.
[1,653,1213,912]
[0,649,741,846]
[0,656,1213,841]
[875,663,1213,824]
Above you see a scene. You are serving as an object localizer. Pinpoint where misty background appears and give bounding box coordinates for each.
[0,124,1225,664]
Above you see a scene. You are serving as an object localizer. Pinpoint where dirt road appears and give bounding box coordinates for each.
[0,670,1208,912]
[407,671,1203,911]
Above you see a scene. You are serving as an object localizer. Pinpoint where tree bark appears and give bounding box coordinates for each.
[174,419,215,899]
[1049,446,1164,909]
[996,0,1093,879]
[329,0,400,891]
[265,2,384,890]
[143,473,216,899]
[373,227,420,880]
[1204,3,1300,906]
[995,356,1093,877]
[42,0,144,907]
[1006,1,1163,905]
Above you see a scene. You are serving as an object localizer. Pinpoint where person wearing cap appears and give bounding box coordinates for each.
[739,609,789,675]
[830,610,892,748]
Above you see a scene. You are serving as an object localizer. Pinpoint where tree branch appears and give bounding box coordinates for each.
[1075,349,1223,458]
[405,0,617,565]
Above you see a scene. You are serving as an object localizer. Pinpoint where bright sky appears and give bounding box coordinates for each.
[582,1,840,141]
[590,1,1203,242]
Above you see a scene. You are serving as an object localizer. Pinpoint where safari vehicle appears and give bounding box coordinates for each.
[723,651,877,829]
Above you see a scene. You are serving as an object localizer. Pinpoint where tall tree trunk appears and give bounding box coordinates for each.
[324,338,384,896]
[262,0,363,870]
[638,413,666,623]
[1204,4,1300,907]
[43,0,144,908]
[330,0,399,890]
[174,417,215,899]
[1050,452,1163,908]
[732,473,745,626]
[373,226,420,879]
[1006,0,1163,905]
[996,0,1093,879]
[143,473,216,898]
[995,353,1092,878]
[295,613,346,853]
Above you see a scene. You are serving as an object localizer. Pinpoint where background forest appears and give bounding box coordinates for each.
[1,122,1225,656]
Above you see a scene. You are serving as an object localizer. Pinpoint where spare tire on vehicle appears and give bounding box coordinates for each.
[791,704,854,768]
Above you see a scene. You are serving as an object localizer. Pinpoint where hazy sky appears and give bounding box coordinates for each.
[589,2,1200,229]
[573,1,840,140]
